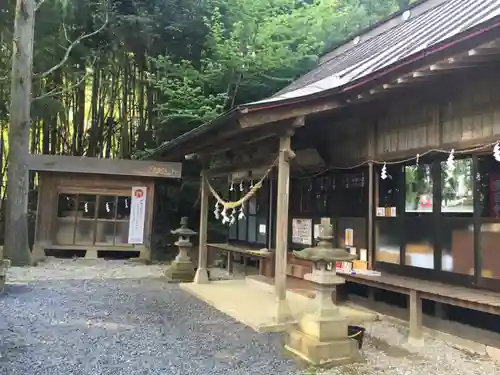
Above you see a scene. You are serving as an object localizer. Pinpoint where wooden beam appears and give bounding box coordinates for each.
[171,123,243,159]
[238,100,341,128]
[477,39,500,49]
[468,47,500,56]
[412,71,428,78]
[424,54,488,72]
[200,117,301,157]
[292,115,305,128]
[27,154,182,179]
[430,59,493,71]
[206,154,277,178]
[199,126,283,157]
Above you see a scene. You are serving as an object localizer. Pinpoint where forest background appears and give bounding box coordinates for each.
[0,0,415,263]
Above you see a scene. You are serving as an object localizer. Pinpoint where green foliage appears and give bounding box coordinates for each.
[150,0,416,133]
[151,55,227,139]
[0,0,414,154]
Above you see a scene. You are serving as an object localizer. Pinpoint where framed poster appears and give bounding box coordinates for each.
[128,186,147,244]
[292,218,313,245]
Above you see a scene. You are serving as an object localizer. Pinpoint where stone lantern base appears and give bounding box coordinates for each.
[164,246,195,283]
[285,315,361,367]
[165,218,197,283]
[0,259,10,294]
[284,270,361,367]
[164,262,195,283]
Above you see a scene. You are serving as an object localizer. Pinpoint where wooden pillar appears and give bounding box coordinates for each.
[275,131,292,300]
[408,290,424,346]
[267,178,275,249]
[434,302,447,320]
[367,122,376,270]
[32,175,46,262]
[367,286,376,302]
[194,171,210,284]
[368,161,374,269]
[272,126,299,322]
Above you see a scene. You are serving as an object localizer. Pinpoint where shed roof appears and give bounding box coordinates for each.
[28,154,183,179]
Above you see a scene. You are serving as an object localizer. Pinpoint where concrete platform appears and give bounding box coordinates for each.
[180,276,377,333]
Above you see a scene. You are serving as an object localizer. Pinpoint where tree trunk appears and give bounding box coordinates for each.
[50,70,62,155]
[88,65,100,157]
[4,0,35,266]
[42,118,49,154]
[136,69,146,150]
[120,56,130,158]
[75,75,85,156]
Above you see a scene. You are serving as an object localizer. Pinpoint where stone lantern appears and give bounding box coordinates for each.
[165,217,197,283]
[284,218,361,367]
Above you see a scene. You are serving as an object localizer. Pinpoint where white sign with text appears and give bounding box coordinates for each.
[128,186,147,244]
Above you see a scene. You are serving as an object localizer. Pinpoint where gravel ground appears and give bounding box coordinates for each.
[6,258,232,282]
[318,320,500,375]
[0,279,296,375]
[1,259,500,375]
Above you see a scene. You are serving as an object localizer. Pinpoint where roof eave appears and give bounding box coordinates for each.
[144,107,244,160]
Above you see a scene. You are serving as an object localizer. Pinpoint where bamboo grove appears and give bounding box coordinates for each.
[0,0,413,264]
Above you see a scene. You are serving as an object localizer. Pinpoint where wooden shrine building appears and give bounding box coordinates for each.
[28,154,182,261]
[149,0,500,342]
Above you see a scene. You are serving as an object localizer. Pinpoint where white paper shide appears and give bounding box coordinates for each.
[128,186,147,244]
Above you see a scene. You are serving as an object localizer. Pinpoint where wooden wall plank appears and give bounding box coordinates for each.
[35,172,156,252]
[372,69,500,157]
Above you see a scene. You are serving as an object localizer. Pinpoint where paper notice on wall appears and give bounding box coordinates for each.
[259,224,266,234]
[292,218,312,245]
[345,228,354,247]
[313,224,320,240]
[128,186,147,244]
[490,174,500,217]
[376,207,385,217]
[390,207,397,217]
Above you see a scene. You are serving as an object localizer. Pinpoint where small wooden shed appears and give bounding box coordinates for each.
[27,154,182,261]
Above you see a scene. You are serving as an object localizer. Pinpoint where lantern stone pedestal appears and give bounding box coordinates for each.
[165,218,197,283]
[0,259,10,294]
[284,219,361,367]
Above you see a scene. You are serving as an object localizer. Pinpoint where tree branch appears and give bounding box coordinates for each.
[34,13,108,78]
[35,0,46,11]
[32,57,97,101]
[259,72,294,82]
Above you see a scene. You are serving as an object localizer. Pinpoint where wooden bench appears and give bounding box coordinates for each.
[342,272,500,345]
[207,243,272,276]
[286,254,313,279]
